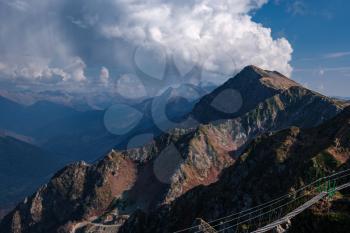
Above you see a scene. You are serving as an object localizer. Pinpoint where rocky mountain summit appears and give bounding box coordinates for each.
[191,65,302,123]
[1,66,348,233]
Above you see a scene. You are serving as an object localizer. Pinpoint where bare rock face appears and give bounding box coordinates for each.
[0,154,137,233]
[1,66,348,233]
[119,107,350,233]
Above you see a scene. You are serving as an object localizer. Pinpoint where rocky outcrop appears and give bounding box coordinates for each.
[0,154,137,233]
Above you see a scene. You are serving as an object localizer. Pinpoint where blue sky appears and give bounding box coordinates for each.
[253,0,350,96]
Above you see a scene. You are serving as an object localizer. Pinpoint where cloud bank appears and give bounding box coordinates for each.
[0,0,293,95]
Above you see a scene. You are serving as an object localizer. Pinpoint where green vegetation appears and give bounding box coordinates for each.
[314,151,340,170]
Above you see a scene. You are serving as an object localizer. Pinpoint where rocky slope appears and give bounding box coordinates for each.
[118,106,350,233]
[1,66,348,233]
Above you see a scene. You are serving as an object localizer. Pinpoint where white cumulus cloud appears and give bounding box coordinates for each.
[100,0,293,77]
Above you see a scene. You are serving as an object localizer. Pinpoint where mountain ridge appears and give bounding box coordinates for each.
[118,105,350,233]
[1,65,348,233]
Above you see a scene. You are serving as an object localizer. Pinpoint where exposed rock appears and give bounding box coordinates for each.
[118,106,350,233]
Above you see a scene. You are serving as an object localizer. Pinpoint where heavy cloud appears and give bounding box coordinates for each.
[0,0,293,95]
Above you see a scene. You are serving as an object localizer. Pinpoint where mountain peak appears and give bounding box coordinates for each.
[241,64,266,74]
[191,66,302,123]
[239,65,300,90]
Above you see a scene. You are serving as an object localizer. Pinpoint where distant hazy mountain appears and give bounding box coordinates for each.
[37,83,213,162]
[0,89,144,111]
[0,83,213,164]
[2,66,348,233]
[0,96,78,137]
[0,135,62,219]
[0,96,24,132]
[333,96,350,101]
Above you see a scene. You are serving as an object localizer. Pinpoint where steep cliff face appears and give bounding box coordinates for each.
[1,66,348,233]
[118,106,350,233]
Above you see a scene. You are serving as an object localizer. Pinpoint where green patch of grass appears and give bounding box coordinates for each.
[314,151,340,170]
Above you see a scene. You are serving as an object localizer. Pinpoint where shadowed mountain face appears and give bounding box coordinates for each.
[0,136,61,220]
[0,96,113,162]
[118,107,350,233]
[0,66,348,233]
[0,98,78,138]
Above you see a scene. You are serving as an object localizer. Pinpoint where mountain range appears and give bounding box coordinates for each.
[0,83,213,218]
[119,103,350,233]
[0,83,213,162]
[1,65,349,233]
[0,135,62,220]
